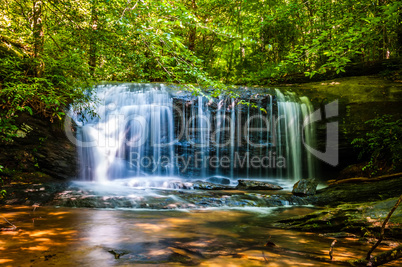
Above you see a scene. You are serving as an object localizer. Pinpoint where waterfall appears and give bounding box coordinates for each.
[75,84,175,182]
[73,83,316,184]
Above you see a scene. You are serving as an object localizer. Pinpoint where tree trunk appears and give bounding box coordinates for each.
[397,9,402,57]
[188,0,197,51]
[89,1,98,77]
[33,0,44,77]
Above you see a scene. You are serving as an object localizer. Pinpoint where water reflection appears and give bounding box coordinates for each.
[1,205,400,266]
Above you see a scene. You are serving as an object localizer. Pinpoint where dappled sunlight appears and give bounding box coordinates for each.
[30,230,57,237]
[48,211,69,216]
[1,205,400,266]
[0,206,78,266]
[164,217,192,225]
[0,230,19,236]
[22,245,49,251]
[133,223,169,233]
[59,230,76,235]
[148,248,171,256]
[184,240,211,248]
[298,238,313,244]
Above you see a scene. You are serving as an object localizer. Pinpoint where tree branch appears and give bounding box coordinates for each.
[366,194,402,260]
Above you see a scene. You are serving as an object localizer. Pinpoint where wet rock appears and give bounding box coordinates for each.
[292,178,318,196]
[107,249,129,259]
[308,176,402,206]
[206,176,231,185]
[0,113,78,180]
[192,181,234,190]
[168,181,193,189]
[2,180,309,209]
[2,182,69,205]
[275,197,402,238]
[236,180,283,190]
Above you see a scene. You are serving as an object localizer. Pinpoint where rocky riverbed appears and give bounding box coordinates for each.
[2,175,401,208]
[1,179,306,209]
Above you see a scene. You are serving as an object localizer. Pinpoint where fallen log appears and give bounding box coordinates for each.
[370,244,402,266]
[327,172,402,186]
[352,245,402,266]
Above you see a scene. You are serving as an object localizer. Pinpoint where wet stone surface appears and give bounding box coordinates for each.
[1,180,305,209]
[237,179,284,190]
[49,185,308,209]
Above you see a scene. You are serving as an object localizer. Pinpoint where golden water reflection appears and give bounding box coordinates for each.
[0,205,401,266]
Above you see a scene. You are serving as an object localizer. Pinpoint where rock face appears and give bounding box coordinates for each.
[0,113,77,180]
[308,176,402,206]
[294,76,402,179]
[236,180,283,190]
[275,197,402,238]
[292,178,318,196]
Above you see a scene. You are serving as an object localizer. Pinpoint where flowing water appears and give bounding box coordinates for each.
[2,205,398,266]
[72,83,317,188]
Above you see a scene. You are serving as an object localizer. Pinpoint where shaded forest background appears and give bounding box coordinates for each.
[0,0,402,142]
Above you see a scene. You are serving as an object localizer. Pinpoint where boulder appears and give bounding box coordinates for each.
[236,180,283,190]
[206,176,231,185]
[292,178,318,196]
[192,181,234,190]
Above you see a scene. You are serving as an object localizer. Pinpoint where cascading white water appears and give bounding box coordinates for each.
[75,84,175,182]
[276,90,303,180]
[73,83,317,184]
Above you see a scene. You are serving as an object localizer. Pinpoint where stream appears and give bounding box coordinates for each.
[2,82,401,266]
[1,204,399,266]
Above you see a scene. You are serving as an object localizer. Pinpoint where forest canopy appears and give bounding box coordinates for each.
[1,0,401,142]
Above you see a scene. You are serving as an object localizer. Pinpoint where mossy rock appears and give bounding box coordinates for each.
[11,172,54,184]
[276,197,402,237]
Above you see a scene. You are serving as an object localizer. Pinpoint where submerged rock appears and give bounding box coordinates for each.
[292,178,318,196]
[236,180,283,190]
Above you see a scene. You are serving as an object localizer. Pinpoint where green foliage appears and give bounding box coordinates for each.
[0,0,401,143]
[0,54,93,142]
[352,115,402,176]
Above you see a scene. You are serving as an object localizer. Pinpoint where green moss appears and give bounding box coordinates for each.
[10,171,53,184]
[277,197,402,236]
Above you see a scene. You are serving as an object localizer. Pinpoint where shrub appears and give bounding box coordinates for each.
[352,115,402,176]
